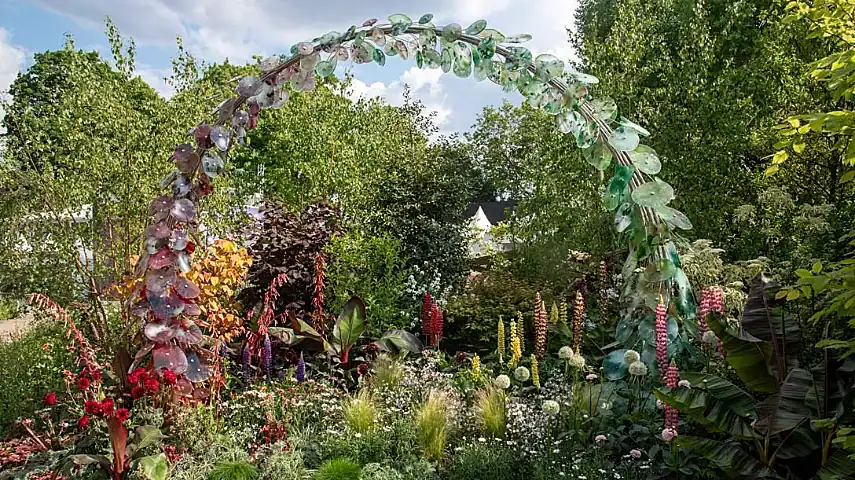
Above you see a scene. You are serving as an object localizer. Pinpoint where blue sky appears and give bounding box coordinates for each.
[0,0,580,135]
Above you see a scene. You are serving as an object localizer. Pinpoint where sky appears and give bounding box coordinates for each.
[0,0,580,135]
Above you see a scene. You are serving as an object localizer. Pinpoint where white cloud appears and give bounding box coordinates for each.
[136,65,175,98]
[0,27,27,146]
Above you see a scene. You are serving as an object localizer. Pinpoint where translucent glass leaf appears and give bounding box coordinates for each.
[477,37,496,60]
[608,126,640,152]
[645,258,677,282]
[153,343,188,374]
[442,23,462,42]
[479,29,505,43]
[535,54,564,80]
[504,33,532,43]
[609,164,636,196]
[184,302,201,316]
[271,89,289,109]
[210,126,230,151]
[232,110,249,127]
[315,60,335,77]
[336,46,349,61]
[171,229,187,251]
[146,267,176,294]
[418,13,434,24]
[568,67,599,84]
[202,152,224,179]
[146,221,171,240]
[173,152,200,175]
[576,121,597,149]
[582,142,613,171]
[160,170,177,190]
[296,42,314,56]
[452,42,471,78]
[149,248,176,269]
[419,29,437,50]
[631,179,675,208]
[592,97,617,122]
[131,298,150,317]
[144,321,175,343]
[174,277,200,299]
[505,46,533,69]
[236,76,260,96]
[171,199,196,223]
[172,175,191,197]
[473,49,492,81]
[655,205,693,230]
[620,117,650,137]
[176,252,192,273]
[370,27,386,47]
[466,20,487,35]
[184,352,210,382]
[151,292,185,320]
[260,55,281,72]
[556,110,585,135]
[175,320,203,345]
[149,196,173,217]
[372,48,386,66]
[629,145,661,175]
[615,202,633,233]
[362,18,378,27]
[388,14,412,35]
[440,46,453,73]
[394,40,409,60]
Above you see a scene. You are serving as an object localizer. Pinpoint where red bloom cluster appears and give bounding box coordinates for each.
[128,368,161,398]
[655,297,668,380]
[311,252,327,336]
[421,293,434,337]
[533,292,548,358]
[421,293,444,347]
[77,416,89,429]
[356,364,370,376]
[75,367,101,391]
[43,392,57,406]
[114,408,130,423]
[161,369,177,386]
[664,360,680,434]
[84,398,115,417]
[697,286,725,335]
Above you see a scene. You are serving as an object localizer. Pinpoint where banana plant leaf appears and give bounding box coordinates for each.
[814,450,855,479]
[742,274,801,379]
[754,368,812,436]
[374,329,423,354]
[708,315,779,393]
[332,297,366,364]
[655,373,758,439]
[675,435,779,478]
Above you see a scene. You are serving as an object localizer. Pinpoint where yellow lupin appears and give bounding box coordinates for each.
[531,355,540,389]
[509,316,522,368]
[497,317,506,362]
[472,354,481,380]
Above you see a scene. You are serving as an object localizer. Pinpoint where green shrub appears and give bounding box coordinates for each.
[0,320,74,434]
[208,460,259,480]
[372,354,404,388]
[361,463,404,480]
[444,444,527,480]
[416,391,448,462]
[475,386,506,438]
[342,389,376,434]
[0,297,21,321]
[314,458,360,480]
[259,445,308,480]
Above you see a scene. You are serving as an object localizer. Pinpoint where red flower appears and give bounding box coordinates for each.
[144,378,160,393]
[114,408,130,423]
[77,416,89,429]
[356,364,370,376]
[44,392,57,406]
[131,386,146,399]
[100,398,114,416]
[185,241,196,255]
[161,369,177,385]
[89,370,102,382]
[76,377,91,390]
[84,400,100,415]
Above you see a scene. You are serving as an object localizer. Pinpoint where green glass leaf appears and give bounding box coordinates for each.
[556,110,585,135]
[620,117,650,136]
[591,97,617,122]
[517,71,545,97]
[384,42,398,56]
[425,49,441,68]
[314,60,335,77]
[610,164,636,196]
[416,50,424,68]
[498,64,520,93]
[615,202,633,232]
[480,29,505,42]
[440,46,453,73]
[604,349,629,380]
[568,67,599,84]
[442,23,463,42]
[370,27,386,46]
[608,126,640,152]
[465,20,487,35]
[505,33,533,43]
[631,178,675,208]
[394,40,409,60]
[629,145,661,175]
[372,48,386,66]
[576,121,597,149]
[672,268,697,322]
[646,257,677,282]
[487,60,503,85]
[477,37,495,60]
[505,46,533,69]
[582,141,613,171]
[472,49,491,82]
[419,29,437,50]
[418,13,434,24]
[534,54,564,80]
[655,205,693,230]
[388,14,412,35]
[452,42,472,78]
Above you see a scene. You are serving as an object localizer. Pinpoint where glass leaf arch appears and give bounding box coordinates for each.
[130,14,699,385]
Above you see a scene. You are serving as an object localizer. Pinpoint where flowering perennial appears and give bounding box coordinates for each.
[509,317,522,368]
[421,293,434,338]
[559,301,568,326]
[655,296,668,379]
[471,354,481,380]
[497,318,506,362]
[664,359,680,434]
[573,291,585,352]
[533,292,548,358]
[311,252,327,335]
[530,355,540,389]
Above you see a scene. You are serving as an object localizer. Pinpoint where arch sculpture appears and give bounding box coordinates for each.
[130,13,697,385]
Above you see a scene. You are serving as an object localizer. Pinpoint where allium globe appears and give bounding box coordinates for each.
[623,349,640,364]
[702,330,718,345]
[569,355,586,369]
[514,366,530,382]
[558,346,574,360]
[542,400,560,415]
[629,361,648,377]
[494,374,511,390]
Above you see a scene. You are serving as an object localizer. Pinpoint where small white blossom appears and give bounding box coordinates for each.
[629,360,648,377]
[702,330,718,345]
[514,366,531,382]
[558,346,574,359]
[623,349,640,364]
[494,374,511,390]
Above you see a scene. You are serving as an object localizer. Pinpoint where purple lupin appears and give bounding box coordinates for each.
[262,334,272,379]
[296,353,306,383]
[241,343,251,385]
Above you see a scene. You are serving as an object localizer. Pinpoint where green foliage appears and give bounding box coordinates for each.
[208,461,259,480]
[342,388,376,434]
[325,232,411,337]
[444,444,523,480]
[475,386,507,438]
[372,354,405,388]
[0,321,74,434]
[314,458,361,480]
[416,390,449,462]
[258,447,308,480]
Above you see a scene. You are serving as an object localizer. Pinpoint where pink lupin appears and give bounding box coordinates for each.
[664,359,680,433]
[655,295,668,380]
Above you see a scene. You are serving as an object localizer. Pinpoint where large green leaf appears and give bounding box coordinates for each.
[742,274,801,378]
[128,425,165,455]
[815,450,855,479]
[755,368,812,436]
[138,453,168,480]
[333,296,367,351]
[672,268,698,324]
[675,436,779,478]
[603,349,629,380]
[708,315,779,393]
[631,178,675,207]
[375,329,422,354]
[655,373,758,439]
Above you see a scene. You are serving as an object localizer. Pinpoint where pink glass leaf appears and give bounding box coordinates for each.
[146,267,176,293]
[236,75,260,96]
[173,175,192,197]
[149,196,173,216]
[363,18,378,27]
[296,42,314,55]
[131,298,151,317]
[175,320,203,345]
[174,151,200,174]
[171,229,187,251]
[184,351,211,382]
[151,292,185,320]
[146,221,172,239]
[336,47,349,61]
[153,343,188,375]
[175,378,193,395]
[184,302,201,316]
[171,199,196,223]
[149,248,176,269]
[144,321,176,343]
[175,277,200,299]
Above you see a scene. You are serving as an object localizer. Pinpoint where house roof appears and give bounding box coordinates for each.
[464,201,516,225]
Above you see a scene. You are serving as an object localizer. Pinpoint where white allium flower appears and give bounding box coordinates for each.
[678,379,691,388]
[702,330,718,345]
[494,374,511,390]
[542,400,560,415]
[623,349,640,364]
[558,346,574,359]
[514,366,531,382]
[628,360,648,377]
[569,355,586,369]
